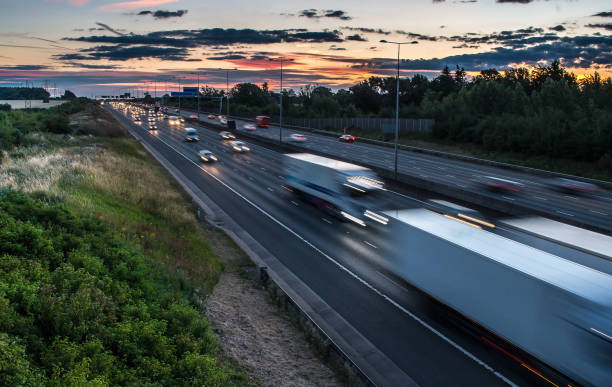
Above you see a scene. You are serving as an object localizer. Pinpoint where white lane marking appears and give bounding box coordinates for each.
[248,176,254,181]
[322,218,332,225]
[556,210,574,217]
[364,241,378,249]
[446,175,456,178]
[502,196,515,201]
[267,187,274,192]
[377,270,404,289]
[282,185,292,192]
[261,167,266,171]
[533,196,547,200]
[590,210,608,216]
[291,200,299,206]
[278,175,284,179]
[419,174,428,178]
[457,184,467,188]
[130,114,516,386]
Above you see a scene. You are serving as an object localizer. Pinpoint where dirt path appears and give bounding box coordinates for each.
[201,228,343,387]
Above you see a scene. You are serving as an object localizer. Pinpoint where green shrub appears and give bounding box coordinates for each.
[0,191,240,385]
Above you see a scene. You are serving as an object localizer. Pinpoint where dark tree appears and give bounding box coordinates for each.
[62,90,77,100]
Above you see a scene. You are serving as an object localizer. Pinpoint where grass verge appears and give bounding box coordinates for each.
[0,128,246,385]
[320,127,612,182]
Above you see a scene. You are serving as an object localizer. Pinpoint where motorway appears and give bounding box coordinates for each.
[177,108,612,234]
[108,105,610,386]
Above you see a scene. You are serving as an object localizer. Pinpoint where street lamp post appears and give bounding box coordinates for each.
[380,40,410,180]
[191,72,201,119]
[220,68,237,117]
[269,57,292,144]
[177,77,182,113]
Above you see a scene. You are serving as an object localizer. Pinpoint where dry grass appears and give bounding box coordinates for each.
[0,136,222,294]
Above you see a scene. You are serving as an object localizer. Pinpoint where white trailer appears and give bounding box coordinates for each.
[382,208,612,386]
[283,153,385,225]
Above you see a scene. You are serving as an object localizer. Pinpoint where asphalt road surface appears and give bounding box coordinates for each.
[109,105,609,386]
[177,108,612,234]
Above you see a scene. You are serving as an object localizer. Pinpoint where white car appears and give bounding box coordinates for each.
[231,141,250,152]
[184,128,200,142]
[243,124,256,131]
[289,133,307,143]
[220,131,235,140]
[168,116,180,125]
[198,150,217,162]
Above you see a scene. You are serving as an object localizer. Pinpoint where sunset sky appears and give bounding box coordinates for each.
[0,0,610,96]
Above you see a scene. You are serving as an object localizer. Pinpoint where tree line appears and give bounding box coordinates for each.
[177,61,611,166]
[0,87,50,100]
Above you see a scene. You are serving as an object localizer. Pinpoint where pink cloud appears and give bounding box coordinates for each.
[98,0,178,12]
[44,0,90,6]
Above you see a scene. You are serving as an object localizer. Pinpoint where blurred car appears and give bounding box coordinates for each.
[243,124,256,131]
[184,128,200,142]
[289,133,307,143]
[198,150,217,162]
[179,117,185,123]
[475,176,522,194]
[168,116,180,125]
[208,114,216,119]
[231,141,250,152]
[175,108,180,113]
[219,116,228,125]
[134,117,142,124]
[545,178,601,196]
[188,114,198,120]
[220,131,235,140]
[256,115,271,127]
[148,124,157,130]
[339,134,356,142]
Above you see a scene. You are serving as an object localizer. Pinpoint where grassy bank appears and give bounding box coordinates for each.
[0,113,246,384]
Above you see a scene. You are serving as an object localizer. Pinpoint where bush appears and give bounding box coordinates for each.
[0,191,240,385]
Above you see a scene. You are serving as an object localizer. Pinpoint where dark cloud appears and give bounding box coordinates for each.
[444,26,557,48]
[585,23,612,31]
[342,27,391,35]
[324,10,351,20]
[346,34,367,42]
[298,9,352,20]
[56,45,191,61]
[0,65,50,70]
[207,54,247,60]
[63,62,119,69]
[65,28,344,48]
[396,30,438,41]
[137,9,187,18]
[351,35,612,71]
[95,22,125,36]
[299,9,318,18]
[593,11,612,17]
[496,0,533,3]
[549,25,565,32]
[153,10,188,19]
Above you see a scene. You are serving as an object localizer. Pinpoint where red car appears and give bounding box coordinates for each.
[256,115,271,127]
[339,134,356,142]
[188,114,198,120]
